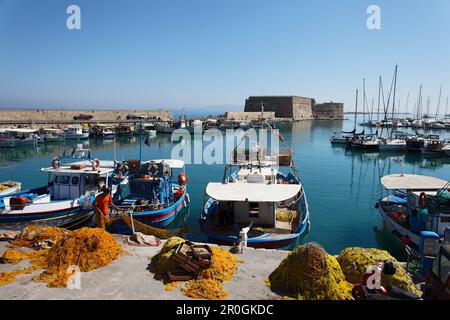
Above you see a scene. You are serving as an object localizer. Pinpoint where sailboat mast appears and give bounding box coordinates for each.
[405,92,410,119]
[354,89,359,131]
[389,65,398,139]
[417,85,422,120]
[436,86,442,119]
[377,76,381,123]
[362,78,366,125]
[446,97,449,118]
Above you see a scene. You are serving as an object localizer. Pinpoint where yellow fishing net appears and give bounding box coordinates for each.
[266,243,354,300]
[0,226,124,288]
[1,249,24,264]
[276,209,298,223]
[114,216,187,239]
[151,237,241,300]
[337,247,421,295]
[10,225,70,249]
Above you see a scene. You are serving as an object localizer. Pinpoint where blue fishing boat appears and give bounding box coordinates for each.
[0,149,128,230]
[114,159,189,228]
[377,174,450,253]
[201,130,310,249]
[201,160,310,249]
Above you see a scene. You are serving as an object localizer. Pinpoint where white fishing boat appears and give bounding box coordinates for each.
[92,124,115,139]
[377,174,450,254]
[64,126,89,140]
[0,128,39,148]
[0,149,128,230]
[0,181,22,196]
[40,128,65,142]
[201,126,310,249]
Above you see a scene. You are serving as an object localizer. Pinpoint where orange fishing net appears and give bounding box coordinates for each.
[152,238,241,300]
[0,226,124,288]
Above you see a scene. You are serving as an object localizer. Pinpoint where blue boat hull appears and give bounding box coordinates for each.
[0,206,94,230]
[132,190,187,228]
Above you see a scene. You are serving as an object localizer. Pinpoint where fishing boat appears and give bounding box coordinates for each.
[40,128,65,142]
[115,125,134,137]
[0,128,40,148]
[201,160,310,249]
[114,159,189,228]
[377,174,450,253]
[0,181,21,196]
[421,139,446,157]
[155,122,177,134]
[92,124,115,139]
[64,126,89,140]
[201,130,310,249]
[0,149,128,230]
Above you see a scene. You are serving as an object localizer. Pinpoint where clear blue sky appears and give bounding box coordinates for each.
[0,0,449,113]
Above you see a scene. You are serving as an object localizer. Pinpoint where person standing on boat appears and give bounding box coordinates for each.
[94,187,119,230]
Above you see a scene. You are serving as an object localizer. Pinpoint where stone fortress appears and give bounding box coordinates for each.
[238,96,344,121]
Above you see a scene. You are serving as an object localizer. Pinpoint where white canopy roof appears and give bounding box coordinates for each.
[145,159,185,169]
[5,128,38,133]
[381,174,448,190]
[206,182,301,202]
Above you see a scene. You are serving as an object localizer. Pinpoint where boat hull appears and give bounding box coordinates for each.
[377,201,420,253]
[0,206,95,231]
[131,190,187,228]
[201,203,310,250]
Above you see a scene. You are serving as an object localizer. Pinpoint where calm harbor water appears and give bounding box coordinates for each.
[1,117,450,258]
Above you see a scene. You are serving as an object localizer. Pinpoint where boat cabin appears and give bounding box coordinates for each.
[42,162,115,201]
[380,174,450,236]
[205,182,305,232]
[118,159,186,209]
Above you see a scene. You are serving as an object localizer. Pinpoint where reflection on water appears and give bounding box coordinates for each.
[0,117,449,258]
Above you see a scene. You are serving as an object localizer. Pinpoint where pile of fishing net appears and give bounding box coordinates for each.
[0,226,124,288]
[266,243,354,300]
[150,237,241,300]
[337,247,421,296]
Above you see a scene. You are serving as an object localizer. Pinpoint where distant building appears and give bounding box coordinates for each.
[226,111,275,121]
[245,96,315,121]
[312,102,344,120]
[244,96,343,121]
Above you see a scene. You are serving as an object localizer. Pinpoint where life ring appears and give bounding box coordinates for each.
[149,164,159,176]
[178,173,188,186]
[52,157,61,169]
[121,164,129,175]
[92,159,100,171]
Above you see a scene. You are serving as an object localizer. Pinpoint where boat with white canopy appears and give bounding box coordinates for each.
[377,173,450,253]
[201,126,310,249]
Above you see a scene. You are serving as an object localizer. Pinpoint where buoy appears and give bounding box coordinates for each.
[92,159,100,171]
[178,173,188,186]
[52,157,61,169]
